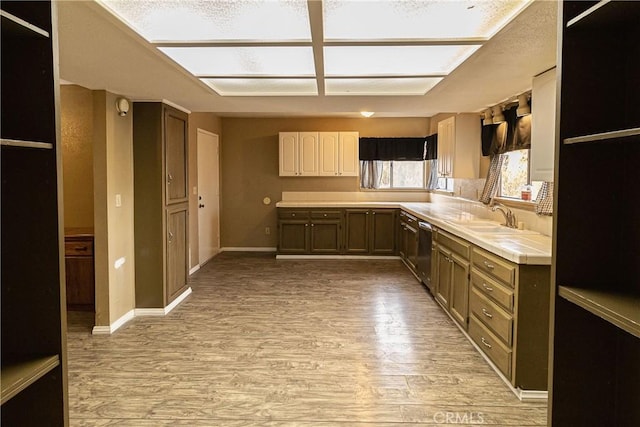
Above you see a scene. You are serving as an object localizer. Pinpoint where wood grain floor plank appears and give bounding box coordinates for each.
[67,252,546,425]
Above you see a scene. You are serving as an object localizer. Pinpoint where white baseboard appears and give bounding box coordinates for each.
[135,287,192,317]
[92,309,135,335]
[276,255,401,260]
[221,247,277,252]
[189,264,200,275]
[92,288,192,334]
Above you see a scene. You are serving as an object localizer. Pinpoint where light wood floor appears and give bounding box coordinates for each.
[67,252,547,426]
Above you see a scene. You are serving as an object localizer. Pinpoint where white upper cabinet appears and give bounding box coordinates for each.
[318,132,339,176]
[530,67,557,182]
[338,131,359,176]
[280,131,358,177]
[437,114,480,179]
[278,132,318,176]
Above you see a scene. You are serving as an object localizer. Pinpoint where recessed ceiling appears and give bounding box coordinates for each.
[57,0,557,117]
[98,0,532,97]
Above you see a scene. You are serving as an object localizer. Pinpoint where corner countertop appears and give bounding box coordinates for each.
[276,201,552,265]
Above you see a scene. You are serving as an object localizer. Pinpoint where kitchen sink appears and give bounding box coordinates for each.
[464,225,523,234]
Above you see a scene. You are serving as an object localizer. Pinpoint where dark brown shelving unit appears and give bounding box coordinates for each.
[1,1,68,425]
[549,1,640,426]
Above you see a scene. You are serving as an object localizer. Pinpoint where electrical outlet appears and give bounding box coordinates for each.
[265,227,271,235]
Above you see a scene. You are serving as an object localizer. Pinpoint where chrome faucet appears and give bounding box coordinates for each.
[491,203,518,228]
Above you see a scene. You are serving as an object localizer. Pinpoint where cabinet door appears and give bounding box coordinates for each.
[166,206,188,303]
[437,117,454,177]
[165,110,188,204]
[310,220,341,254]
[338,132,359,176]
[530,67,556,182]
[435,246,452,308]
[318,132,339,176]
[279,132,298,176]
[406,224,419,270]
[278,220,309,253]
[344,209,369,254]
[450,252,470,329]
[299,132,319,176]
[370,209,396,254]
[65,256,95,309]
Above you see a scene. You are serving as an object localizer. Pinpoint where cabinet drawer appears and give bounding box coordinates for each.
[399,211,417,226]
[437,230,471,259]
[470,287,513,346]
[469,316,512,379]
[311,210,342,219]
[471,268,514,312]
[472,247,515,287]
[278,209,310,219]
[64,240,94,256]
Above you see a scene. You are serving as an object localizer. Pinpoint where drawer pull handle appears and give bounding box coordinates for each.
[481,308,493,318]
[167,173,173,183]
[168,231,174,242]
[311,223,315,227]
[305,223,308,227]
[483,261,495,269]
[74,246,88,251]
[323,214,327,217]
[481,337,492,349]
[482,283,494,292]
[292,213,296,217]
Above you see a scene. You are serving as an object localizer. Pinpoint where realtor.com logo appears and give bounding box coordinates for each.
[432,411,485,424]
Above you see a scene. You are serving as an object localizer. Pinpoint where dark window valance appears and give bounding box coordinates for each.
[359,135,437,161]
[483,105,532,156]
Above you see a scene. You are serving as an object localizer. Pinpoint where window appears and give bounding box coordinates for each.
[366,160,425,189]
[499,149,542,200]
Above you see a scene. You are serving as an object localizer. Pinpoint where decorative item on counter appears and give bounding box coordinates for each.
[520,184,532,201]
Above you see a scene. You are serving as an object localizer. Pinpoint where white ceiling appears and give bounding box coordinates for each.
[57,0,557,117]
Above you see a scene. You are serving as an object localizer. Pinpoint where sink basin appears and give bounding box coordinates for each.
[447,219,496,227]
[464,225,523,234]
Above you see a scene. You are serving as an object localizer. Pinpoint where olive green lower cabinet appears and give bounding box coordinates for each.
[398,211,419,272]
[431,228,551,396]
[277,208,396,256]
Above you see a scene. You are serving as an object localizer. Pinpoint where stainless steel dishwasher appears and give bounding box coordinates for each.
[417,221,433,293]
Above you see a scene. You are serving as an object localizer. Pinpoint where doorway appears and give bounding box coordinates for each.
[197,129,220,264]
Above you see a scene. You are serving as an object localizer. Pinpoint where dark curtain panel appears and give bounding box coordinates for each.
[485,105,531,155]
[359,137,427,161]
[424,134,437,160]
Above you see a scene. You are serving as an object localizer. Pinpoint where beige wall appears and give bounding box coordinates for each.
[188,113,222,269]
[61,85,94,228]
[220,117,430,248]
[92,90,136,326]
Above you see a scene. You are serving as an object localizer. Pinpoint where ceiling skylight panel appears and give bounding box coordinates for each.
[202,78,318,96]
[159,46,316,76]
[325,77,443,96]
[99,0,311,42]
[323,0,532,41]
[324,45,480,76]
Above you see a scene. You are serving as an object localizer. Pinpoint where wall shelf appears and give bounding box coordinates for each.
[1,355,60,405]
[558,286,640,339]
[0,10,49,38]
[1,138,54,150]
[563,127,640,145]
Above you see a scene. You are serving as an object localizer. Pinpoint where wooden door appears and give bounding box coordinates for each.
[435,246,452,308]
[318,132,339,176]
[299,132,319,176]
[197,129,220,265]
[310,220,341,254]
[344,209,369,254]
[338,132,359,176]
[279,132,298,176]
[450,252,470,328]
[166,205,188,303]
[165,109,188,204]
[370,209,396,254]
[278,220,309,253]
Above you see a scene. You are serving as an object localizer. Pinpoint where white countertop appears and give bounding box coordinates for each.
[276,201,552,265]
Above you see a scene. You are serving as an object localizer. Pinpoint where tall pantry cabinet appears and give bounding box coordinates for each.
[133,103,189,309]
[1,1,68,425]
[549,1,640,426]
